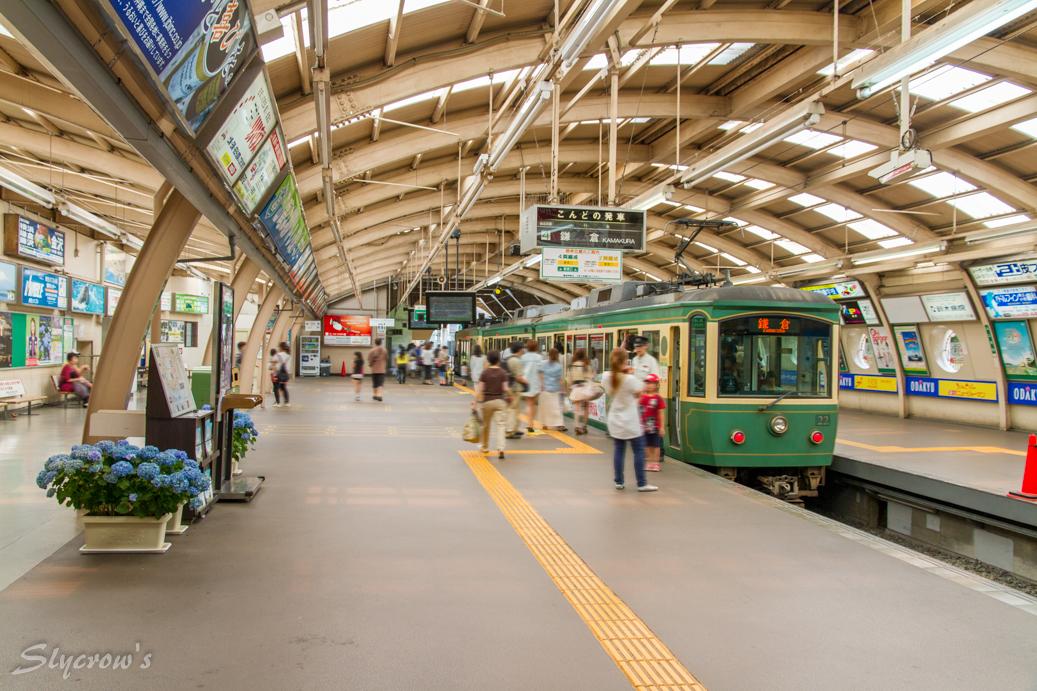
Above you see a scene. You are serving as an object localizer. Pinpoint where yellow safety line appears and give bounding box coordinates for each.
[837,438,1026,456]
[459,449,707,691]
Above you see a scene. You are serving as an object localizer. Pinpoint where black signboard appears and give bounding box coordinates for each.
[520,204,646,253]
[841,301,866,325]
[408,308,432,330]
[426,291,476,325]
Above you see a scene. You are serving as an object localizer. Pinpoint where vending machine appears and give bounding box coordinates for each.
[299,335,321,377]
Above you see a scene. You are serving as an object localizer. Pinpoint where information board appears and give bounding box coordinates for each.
[426,292,476,325]
[801,279,865,299]
[993,321,1037,379]
[6,215,64,265]
[324,315,371,345]
[160,320,185,343]
[174,293,210,314]
[0,260,14,302]
[161,291,172,311]
[969,261,1037,286]
[71,279,105,315]
[107,288,122,316]
[205,71,277,185]
[520,204,645,253]
[540,248,623,283]
[921,292,976,321]
[21,267,67,309]
[979,285,1037,319]
[259,174,310,271]
[103,244,127,286]
[233,129,287,211]
[409,308,431,330]
[151,343,196,417]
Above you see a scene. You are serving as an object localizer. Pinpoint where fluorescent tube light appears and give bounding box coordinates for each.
[680,100,824,189]
[629,184,674,211]
[524,254,542,267]
[486,276,501,285]
[559,0,624,71]
[853,0,1037,98]
[849,241,946,265]
[964,219,1037,245]
[0,164,57,208]
[488,82,553,172]
[60,202,121,239]
[774,259,843,277]
[732,274,769,285]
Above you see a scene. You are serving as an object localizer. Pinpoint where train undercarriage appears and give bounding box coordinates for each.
[717,466,826,505]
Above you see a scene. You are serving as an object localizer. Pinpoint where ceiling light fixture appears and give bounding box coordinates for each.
[0,164,57,208]
[559,0,625,72]
[629,184,674,211]
[773,259,843,277]
[849,240,947,265]
[488,82,553,172]
[60,201,121,239]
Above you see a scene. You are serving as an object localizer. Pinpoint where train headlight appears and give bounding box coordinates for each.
[810,430,824,444]
[768,415,788,436]
[730,430,745,444]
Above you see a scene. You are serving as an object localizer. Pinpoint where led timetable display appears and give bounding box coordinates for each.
[520,204,645,253]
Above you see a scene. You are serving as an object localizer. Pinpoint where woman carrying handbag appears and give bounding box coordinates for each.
[602,348,657,493]
[566,348,594,434]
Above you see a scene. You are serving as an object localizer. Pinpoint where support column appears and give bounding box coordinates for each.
[608,67,619,206]
[960,265,1011,430]
[239,287,283,395]
[202,256,260,365]
[862,276,907,419]
[550,77,559,203]
[84,189,200,443]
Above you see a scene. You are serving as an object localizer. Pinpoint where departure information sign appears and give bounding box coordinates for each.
[520,204,645,253]
[541,248,622,283]
[425,292,476,325]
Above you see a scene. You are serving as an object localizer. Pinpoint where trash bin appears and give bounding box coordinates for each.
[320,360,332,377]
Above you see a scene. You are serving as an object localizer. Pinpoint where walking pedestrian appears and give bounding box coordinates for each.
[504,341,527,438]
[272,342,292,408]
[469,345,486,388]
[268,349,279,402]
[520,339,542,434]
[566,348,593,435]
[368,337,388,401]
[396,346,409,384]
[475,350,510,460]
[602,348,657,492]
[351,351,364,401]
[538,348,567,431]
[421,342,435,384]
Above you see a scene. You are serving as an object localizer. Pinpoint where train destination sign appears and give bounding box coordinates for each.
[520,204,645,253]
[540,248,623,283]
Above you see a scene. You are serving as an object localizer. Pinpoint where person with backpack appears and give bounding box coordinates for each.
[272,342,292,408]
[602,347,657,492]
[368,337,388,401]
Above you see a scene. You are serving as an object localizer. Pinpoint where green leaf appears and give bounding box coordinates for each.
[117,478,130,490]
[116,502,132,514]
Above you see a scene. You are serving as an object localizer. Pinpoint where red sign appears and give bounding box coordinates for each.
[757,318,791,334]
[323,315,371,346]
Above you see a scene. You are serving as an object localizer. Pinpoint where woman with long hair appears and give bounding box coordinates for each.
[520,338,542,433]
[602,348,657,492]
[469,344,486,388]
[538,348,566,431]
[566,348,593,434]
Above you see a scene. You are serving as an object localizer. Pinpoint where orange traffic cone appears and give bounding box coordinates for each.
[340,361,347,377]
[1008,434,1037,501]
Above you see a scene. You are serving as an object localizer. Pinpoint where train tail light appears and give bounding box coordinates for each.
[810,430,824,444]
[730,430,745,444]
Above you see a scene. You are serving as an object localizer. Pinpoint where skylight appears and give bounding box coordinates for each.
[800,254,827,263]
[985,214,1031,228]
[948,192,1017,219]
[776,239,809,255]
[695,242,719,253]
[829,140,878,159]
[784,130,843,150]
[713,171,746,183]
[848,219,898,240]
[745,266,762,273]
[684,205,704,213]
[261,15,298,61]
[585,51,639,70]
[950,82,1032,113]
[789,193,824,207]
[651,163,689,171]
[909,65,990,101]
[817,49,875,76]
[385,89,442,111]
[710,44,755,65]
[744,225,779,240]
[1012,118,1037,138]
[744,179,774,190]
[722,253,747,266]
[878,237,914,249]
[288,136,311,148]
[814,203,862,223]
[725,217,748,226]
[718,121,763,133]
[908,171,976,197]
[649,44,721,65]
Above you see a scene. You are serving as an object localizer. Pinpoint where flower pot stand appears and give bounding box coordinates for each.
[232,459,242,476]
[166,503,189,535]
[79,513,172,554]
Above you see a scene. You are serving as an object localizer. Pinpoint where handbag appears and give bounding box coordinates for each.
[562,395,574,414]
[462,412,482,443]
[570,381,604,402]
[276,363,289,383]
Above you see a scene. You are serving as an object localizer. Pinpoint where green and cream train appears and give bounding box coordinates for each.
[455,282,841,501]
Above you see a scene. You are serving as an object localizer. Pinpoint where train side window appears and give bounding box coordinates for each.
[590,333,605,380]
[688,316,706,397]
[642,330,661,361]
[618,329,638,351]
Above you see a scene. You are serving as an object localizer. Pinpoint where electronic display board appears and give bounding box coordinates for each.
[425,292,476,325]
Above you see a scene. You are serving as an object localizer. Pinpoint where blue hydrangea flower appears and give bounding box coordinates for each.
[151,474,170,488]
[128,493,137,502]
[138,446,159,460]
[88,463,103,474]
[174,450,187,462]
[233,419,245,429]
[245,420,254,429]
[36,469,57,489]
[182,459,200,471]
[189,497,204,510]
[136,462,160,480]
[154,452,176,467]
[71,447,93,461]
[65,459,84,471]
[202,404,211,410]
[46,487,56,497]
[103,472,118,484]
[45,455,66,471]
[168,471,189,493]
[188,487,199,497]
[193,475,211,492]
[95,440,116,453]
[111,461,134,477]
[86,450,102,462]
[110,447,135,462]
[116,440,129,447]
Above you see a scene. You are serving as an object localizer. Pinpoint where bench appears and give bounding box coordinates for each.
[0,379,48,419]
[51,375,80,408]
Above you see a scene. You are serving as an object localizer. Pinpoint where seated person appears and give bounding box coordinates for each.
[59,351,92,406]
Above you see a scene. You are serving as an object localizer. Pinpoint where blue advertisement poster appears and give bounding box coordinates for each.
[106,0,255,131]
[71,279,105,315]
[993,320,1037,379]
[259,175,310,270]
[0,260,15,302]
[16,216,64,265]
[21,268,67,309]
[979,285,1037,319]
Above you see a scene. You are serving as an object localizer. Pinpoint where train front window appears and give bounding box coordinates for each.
[718,316,832,398]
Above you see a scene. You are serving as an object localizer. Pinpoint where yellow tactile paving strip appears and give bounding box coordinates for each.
[837,438,1025,456]
[460,449,707,691]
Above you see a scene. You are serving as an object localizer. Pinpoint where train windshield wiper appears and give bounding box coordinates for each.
[758,390,794,411]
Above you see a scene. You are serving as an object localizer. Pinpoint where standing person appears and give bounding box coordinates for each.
[396,346,409,384]
[469,345,486,389]
[602,348,657,492]
[520,339,542,434]
[504,341,527,438]
[59,351,91,406]
[538,348,567,431]
[273,342,292,408]
[631,336,661,382]
[475,350,510,460]
[368,337,388,401]
[437,348,451,386]
[566,348,593,435]
[640,374,666,472]
[234,341,246,369]
[351,351,364,401]
[421,342,435,384]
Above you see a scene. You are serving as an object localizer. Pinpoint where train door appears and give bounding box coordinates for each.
[668,325,682,453]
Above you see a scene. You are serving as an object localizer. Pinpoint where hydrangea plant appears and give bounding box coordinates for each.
[231,411,259,463]
[37,440,211,518]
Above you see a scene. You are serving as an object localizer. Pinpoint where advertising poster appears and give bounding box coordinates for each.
[969,261,1037,286]
[161,320,186,343]
[921,292,976,321]
[106,0,256,132]
[161,291,172,311]
[858,299,881,325]
[907,376,997,402]
[63,318,74,355]
[107,288,122,316]
[174,293,210,314]
[867,326,897,373]
[71,279,106,315]
[801,280,866,299]
[0,312,11,368]
[206,72,277,185]
[993,321,1037,379]
[25,314,40,365]
[324,315,371,346]
[104,244,128,286]
[840,301,866,325]
[0,260,15,301]
[21,268,67,309]
[219,284,235,394]
[893,325,928,375]
[979,285,1037,319]
[259,174,310,270]
[37,316,52,364]
[540,248,623,283]
[232,129,286,211]
[15,216,64,265]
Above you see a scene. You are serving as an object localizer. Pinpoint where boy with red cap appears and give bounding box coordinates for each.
[640,374,665,472]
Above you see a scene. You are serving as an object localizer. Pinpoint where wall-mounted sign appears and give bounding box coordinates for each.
[103,0,257,133]
[867,326,897,373]
[369,318,395,328]
[232,128,287,212]
[969,261,1037,286]
[71,279,105,315]
[1007,382,1037,406]
[978,285,1037,319]
[409,308,430,330]
[906,376,997,401]
[205,71,277,185]
[5,215,64,266]
[0,260,14,302]
[107,287,121,316]
[893,325,928,375]
[801,280,865,299]
[304,320,321,331]
[921,292,976,322]
[426,292,476,325]
[540,247,623,283]
[21,267,67,309]
[993,321,1037,379]
[520,204,645,253]
[259,174,310,271]
[160,291,172,311]
[838,373,898,393]
[324,315,371,346]
[174,293,209,314]
[840,301,866,325]
[881,295,929,324]
[103,244,127,286]
[858,299,881,325]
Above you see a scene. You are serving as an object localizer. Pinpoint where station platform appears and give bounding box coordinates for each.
[1,379,1036,690]
[834,412,1037,528]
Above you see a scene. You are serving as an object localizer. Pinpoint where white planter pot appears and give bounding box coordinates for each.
[80,513,172,553]
[232,459,242,476]
[166,503,188,535]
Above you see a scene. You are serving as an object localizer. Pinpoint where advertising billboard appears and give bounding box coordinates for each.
[6,215,64,265]
[0,260,14,302]
[205,71,278,185]
[21,267,67,309]
[107,288,122,316]
[174,293,210,314]
[71,279,106,315]
[323,315,371,346]
[232,128,287,212]
[259,174,311,271]
[979,285,1037,319]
